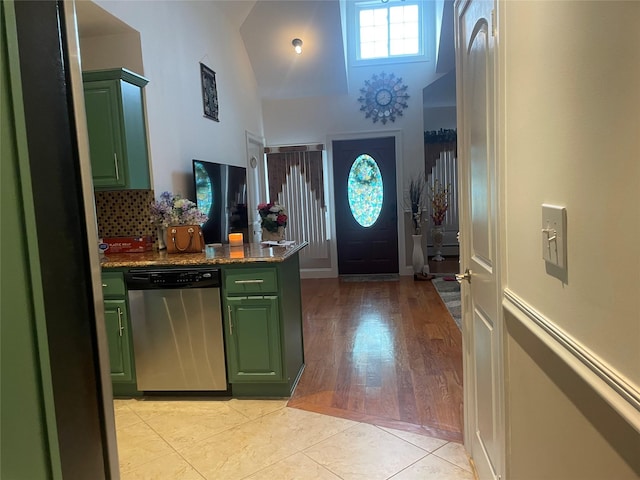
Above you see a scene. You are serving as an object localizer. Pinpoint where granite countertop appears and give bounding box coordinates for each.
[101,241,308,269]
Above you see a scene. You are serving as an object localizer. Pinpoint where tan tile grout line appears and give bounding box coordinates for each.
[116,418,186,476]
[373,424,450,453]
[299,451,348,480]
[430,447,474,474]
[385,454,433,480]
[116,403,226,478]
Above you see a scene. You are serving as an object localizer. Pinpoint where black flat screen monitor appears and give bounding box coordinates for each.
[193,159,248,244]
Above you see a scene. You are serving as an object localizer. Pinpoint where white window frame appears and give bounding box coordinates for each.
[347,0,434,67]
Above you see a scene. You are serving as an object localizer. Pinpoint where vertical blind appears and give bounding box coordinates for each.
[266,148,329,267]
[427,151,459,237]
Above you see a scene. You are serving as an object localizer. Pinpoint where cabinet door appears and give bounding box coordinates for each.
[84,81,126,188]
[103,299,133,382]
[225,296,282,382]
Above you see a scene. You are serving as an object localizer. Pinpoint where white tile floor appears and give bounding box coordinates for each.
[114,398,475,480]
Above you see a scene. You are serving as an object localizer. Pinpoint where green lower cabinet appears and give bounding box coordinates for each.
[225,296,282,382]
[101,271,139,396]
[103,299,133,382]
[222,259,304,397]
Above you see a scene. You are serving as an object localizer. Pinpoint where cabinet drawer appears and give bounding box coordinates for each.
[224,268,278,294]
[101,272,126,297]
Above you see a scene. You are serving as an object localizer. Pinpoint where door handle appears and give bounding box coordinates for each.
[227,305,233,335]
[455,269,472,284]
[116,307,124,337]
[113,153,120,180]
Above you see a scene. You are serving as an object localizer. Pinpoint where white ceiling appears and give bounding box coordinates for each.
[75,0,454,106]
[238,0,347,100]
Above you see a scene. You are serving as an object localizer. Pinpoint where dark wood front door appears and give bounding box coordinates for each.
[333,137,398,274]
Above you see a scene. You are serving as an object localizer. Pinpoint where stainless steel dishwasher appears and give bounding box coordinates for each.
[125,267,228,392]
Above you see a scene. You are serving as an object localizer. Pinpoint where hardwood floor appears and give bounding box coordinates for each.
[288,276,464,442]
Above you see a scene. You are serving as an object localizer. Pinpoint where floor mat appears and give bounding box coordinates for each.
[432,276,462,330]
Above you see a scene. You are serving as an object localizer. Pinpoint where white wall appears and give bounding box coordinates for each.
[87,1,264,197]
[503,0,639,396]
[501,0,640,476]
[505,311,639,479]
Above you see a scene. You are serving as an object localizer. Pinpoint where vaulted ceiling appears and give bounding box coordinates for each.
[237,0,348,100]
[76,0,455,106]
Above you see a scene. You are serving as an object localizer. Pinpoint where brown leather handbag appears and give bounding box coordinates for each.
[166,226,204,254]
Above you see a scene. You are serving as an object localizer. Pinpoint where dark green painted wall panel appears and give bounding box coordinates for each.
[1,2,58,477]
[12,1,111,477]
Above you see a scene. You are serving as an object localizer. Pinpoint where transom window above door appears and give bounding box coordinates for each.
[347,0,434,66]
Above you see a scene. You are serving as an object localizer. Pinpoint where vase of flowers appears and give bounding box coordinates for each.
[258,202,287,242]
[405,172,428,276]
[428,180,450,261]
[406,173,427,235]
[150,191,208,249]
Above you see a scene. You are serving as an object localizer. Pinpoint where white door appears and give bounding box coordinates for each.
[456,1,503,479]
[246,132,265,243]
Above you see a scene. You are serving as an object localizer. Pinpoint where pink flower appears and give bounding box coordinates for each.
[257,202,287,232]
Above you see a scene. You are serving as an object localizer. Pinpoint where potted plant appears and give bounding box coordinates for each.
[405,173,430,279]
[428,180,450,261]
[407,173,427,235]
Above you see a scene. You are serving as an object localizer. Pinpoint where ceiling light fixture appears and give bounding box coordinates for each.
[292,38,303,55]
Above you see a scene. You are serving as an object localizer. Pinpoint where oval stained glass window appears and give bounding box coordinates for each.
[347,154,384,227]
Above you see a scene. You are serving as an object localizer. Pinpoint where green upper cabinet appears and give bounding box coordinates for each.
[83,68,150,190]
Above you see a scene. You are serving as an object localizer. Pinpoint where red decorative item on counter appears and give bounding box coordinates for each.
[100,236,153,253]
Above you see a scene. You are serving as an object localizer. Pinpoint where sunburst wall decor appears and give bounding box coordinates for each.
[357,72,409,125]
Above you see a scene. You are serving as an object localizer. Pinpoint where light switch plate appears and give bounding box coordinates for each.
[541,204,566,268]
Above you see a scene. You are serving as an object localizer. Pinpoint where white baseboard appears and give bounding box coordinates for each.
[300,266,416,278]
[300,268,335,279]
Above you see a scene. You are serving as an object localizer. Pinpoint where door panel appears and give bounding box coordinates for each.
[457,0,502,478]
[104,299,132,382]
[84,82,125,188]
[332,137,398,274]
[225,296,282,382]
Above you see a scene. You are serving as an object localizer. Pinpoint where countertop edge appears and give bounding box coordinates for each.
[100,242,308,269]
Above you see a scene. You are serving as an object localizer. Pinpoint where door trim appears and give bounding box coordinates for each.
[325,130,407,278]
[245,130,265,243]
[63,1,120,477]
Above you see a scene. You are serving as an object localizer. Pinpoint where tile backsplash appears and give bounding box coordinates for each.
[95,189,155,240]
